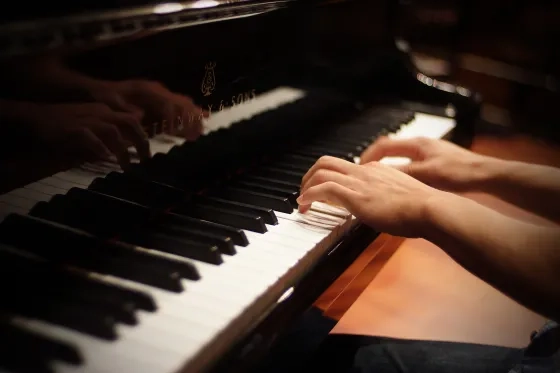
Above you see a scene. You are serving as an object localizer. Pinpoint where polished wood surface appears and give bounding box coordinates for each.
[315,133,560,349]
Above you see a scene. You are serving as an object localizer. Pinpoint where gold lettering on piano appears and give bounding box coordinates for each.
[206,89,257,115]
[201,62,217,96]
[146,88,256,136]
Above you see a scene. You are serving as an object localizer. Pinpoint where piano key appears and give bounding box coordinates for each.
[230,180,299,208]
[242,175,301,190]
[196,195,278,225]
[0,214,186,292]
[120,231,223,265]
[173,202,267,233]
[0,318,82,365]
[0,246,156,312]
[0,287,118,341]
[0,252,139,326]
[211,187,293,213]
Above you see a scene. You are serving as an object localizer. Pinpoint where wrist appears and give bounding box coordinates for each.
[474,156,516,194]
[419,190,462,241]
[466,155,505,192]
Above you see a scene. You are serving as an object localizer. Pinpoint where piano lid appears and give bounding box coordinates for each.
[0,0,340,57]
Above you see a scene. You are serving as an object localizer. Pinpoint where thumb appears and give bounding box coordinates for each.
[394,162,427,179]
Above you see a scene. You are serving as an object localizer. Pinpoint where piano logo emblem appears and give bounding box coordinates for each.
[202,62,217,96]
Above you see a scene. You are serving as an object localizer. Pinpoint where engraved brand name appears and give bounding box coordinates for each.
[146,88,257,135]
[206,89,257,114]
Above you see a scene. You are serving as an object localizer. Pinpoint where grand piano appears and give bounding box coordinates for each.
[0,0,480,372]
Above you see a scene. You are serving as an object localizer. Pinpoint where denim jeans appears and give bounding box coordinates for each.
[256,308,559,373]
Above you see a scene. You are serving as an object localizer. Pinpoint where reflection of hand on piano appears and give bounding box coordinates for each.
[360,136,489,193]
[0,100,150,169]
[88,80,208,141]
[297,155,441,238]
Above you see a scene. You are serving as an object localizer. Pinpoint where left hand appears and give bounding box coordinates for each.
[89,80,208,140]
[297,156,443,237]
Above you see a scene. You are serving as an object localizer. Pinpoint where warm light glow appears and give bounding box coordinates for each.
[153,3,184,14]
[191,0,220,8]
[277,287,294,303]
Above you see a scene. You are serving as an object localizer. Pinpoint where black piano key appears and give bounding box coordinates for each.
[64,187,151,228]
[265,161,310,173]
[253,166,303,184]
[0,353,53,373]
[294,145,355,161]
[161,213,249,246]
[232,180,299,208]
[121,231,223,265]
[211,187,293,213]
[94,172,187,208]
[277,153,317,166]
[0,289,117,340]
[28,202,199,281]
[173,202,267,233]
[0,246,156,311]
[0,214,185,292]
[153,224,236,255]
[309,139,367,153]
[313,136,371,149]
[0,254,138,325]
[0,319,82,365]
[191,195,278,225]
[242,175,301,190]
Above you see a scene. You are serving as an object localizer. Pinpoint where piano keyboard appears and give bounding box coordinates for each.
[0,87,455,373]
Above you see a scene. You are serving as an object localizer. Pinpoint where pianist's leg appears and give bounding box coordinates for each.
[255,311,559,373]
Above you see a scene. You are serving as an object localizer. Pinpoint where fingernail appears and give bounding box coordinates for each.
[296,195,305,204]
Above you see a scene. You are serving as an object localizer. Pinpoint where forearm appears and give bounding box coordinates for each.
[475,157,560,222]
[423,192,560,321]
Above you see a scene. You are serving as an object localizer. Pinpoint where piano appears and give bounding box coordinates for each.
[0,0,480,372]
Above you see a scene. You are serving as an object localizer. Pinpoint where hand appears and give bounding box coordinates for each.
[360,137,490,192]
[18,102,150,168]
[89,80,207,141]
[297,156,442,237]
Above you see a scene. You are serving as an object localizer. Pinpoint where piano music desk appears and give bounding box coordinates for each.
[316,133,560,349]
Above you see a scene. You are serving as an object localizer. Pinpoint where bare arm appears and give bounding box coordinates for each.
[476,158,560,223]
[298,156,560,322]
[424,192,560,321]
[360,137,560,222]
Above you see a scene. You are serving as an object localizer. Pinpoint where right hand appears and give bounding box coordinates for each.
[359,137,490,192]
[20,102,150,168]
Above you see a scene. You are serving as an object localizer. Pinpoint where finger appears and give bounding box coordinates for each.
[359,136,425,164]
[98,91,144,118]
[73,128,113,161]
[99,110,151,160]
[88,121,131,169]
[301,156,359,190]
[297,181,360,214]
[182,106,204,141]
[301,169,363,195]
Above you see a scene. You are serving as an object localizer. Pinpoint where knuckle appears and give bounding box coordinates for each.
[323,181,338,190]
[415,137,432,147]
[313,169,329,184]
[317,155,335,165]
